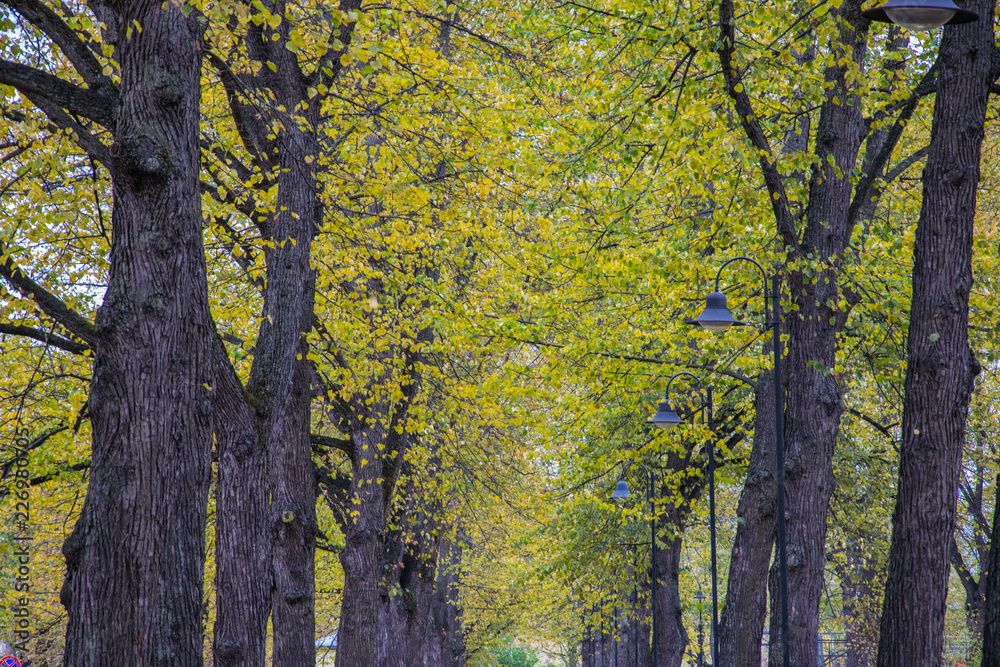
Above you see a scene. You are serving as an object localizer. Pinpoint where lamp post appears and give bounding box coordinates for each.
[633,557,640,667]
[611,604,620,667]
[692,256,789,667]
[695,588,706,667]
[647,372,719,667]
[611,462,658,667]
[862,0,977,30]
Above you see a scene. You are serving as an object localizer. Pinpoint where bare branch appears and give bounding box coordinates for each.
[307,0,364,89]
[0,322,90,355]
[717,0,798,251]
[0,59,115,127]
[1,0,108,86]
[0,245,98,346]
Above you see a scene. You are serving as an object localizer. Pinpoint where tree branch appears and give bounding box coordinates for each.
[0,425,69,481]
[311,433,354,458]
[844,62,939,243]
[307,0,365,89]
[0,59,115,127]
[1,0,108,86]
[0,322,90,355]
[951,536,980,604]
[845,407,898,445]
[0,460,90,497]
[717,0,798,251]
[0,245,98,346]
[205,51,274,172]
[23,94,112,167]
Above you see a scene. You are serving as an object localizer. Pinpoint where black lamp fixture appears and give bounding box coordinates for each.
[863,0,977,31]
[648,397,683,429]
[692,291,742,332]
[611,480,632,502]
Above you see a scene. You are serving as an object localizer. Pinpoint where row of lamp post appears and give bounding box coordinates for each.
[600,4,980,664]
[613,256,782,667]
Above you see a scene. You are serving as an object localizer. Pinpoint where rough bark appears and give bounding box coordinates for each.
[583,625,595,667]
[58,2,214,665]
[426,535,466,667]
[719,370,776,667]
[717,1,878,663]
[838,539,880,667]
[336,416,394,667]
[653,530,688,667]
[212,336,270,667]
[246,117,320,666]
[875,1,993,663]
[765,5,868,665]
[209,1,362,660]
[382,494,443,667]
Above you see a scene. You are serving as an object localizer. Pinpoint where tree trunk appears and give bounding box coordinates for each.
[719,369,776,667]
[583,625,595,667]
[717,0,872,663]
[636,612,653,667]
[236,12,328,663]
[207,2,363,659]
[60,3,213,664]
[875,2,993,663]
[382,509,442,667]
[427,535,466,667]
[654,529,688,667]
[839,540,880,667]
[980,474,1000,666]
[336,418,392,667]
[768,5,868,665]
[213,336,270,667]
[248,122,320,665]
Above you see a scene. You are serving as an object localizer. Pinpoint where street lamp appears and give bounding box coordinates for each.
[692,255,789,667]
[862,0,977,30]
[649,372,719,667]
[611,462,658,667]
[695,588,706,667]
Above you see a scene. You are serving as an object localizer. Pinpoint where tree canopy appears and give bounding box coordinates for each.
[1,0,1000,666]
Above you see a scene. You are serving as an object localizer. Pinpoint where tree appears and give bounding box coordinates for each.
[0,0,214,664]
[876,1,997,662]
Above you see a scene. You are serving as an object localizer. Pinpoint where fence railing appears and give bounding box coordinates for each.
[760,631,848,667]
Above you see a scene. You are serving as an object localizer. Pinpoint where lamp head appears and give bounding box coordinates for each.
[695,588,705,602]
[611,480,632,504]
[694,292,741,332]
[862,0,977,30]
[648,399,684,429]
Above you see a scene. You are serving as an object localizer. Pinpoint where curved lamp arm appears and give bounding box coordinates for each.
[714,255,770,300]
[650,371,711,429]
[663,371,707,403]
[613,460,654,498]
[695,255,780,332]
